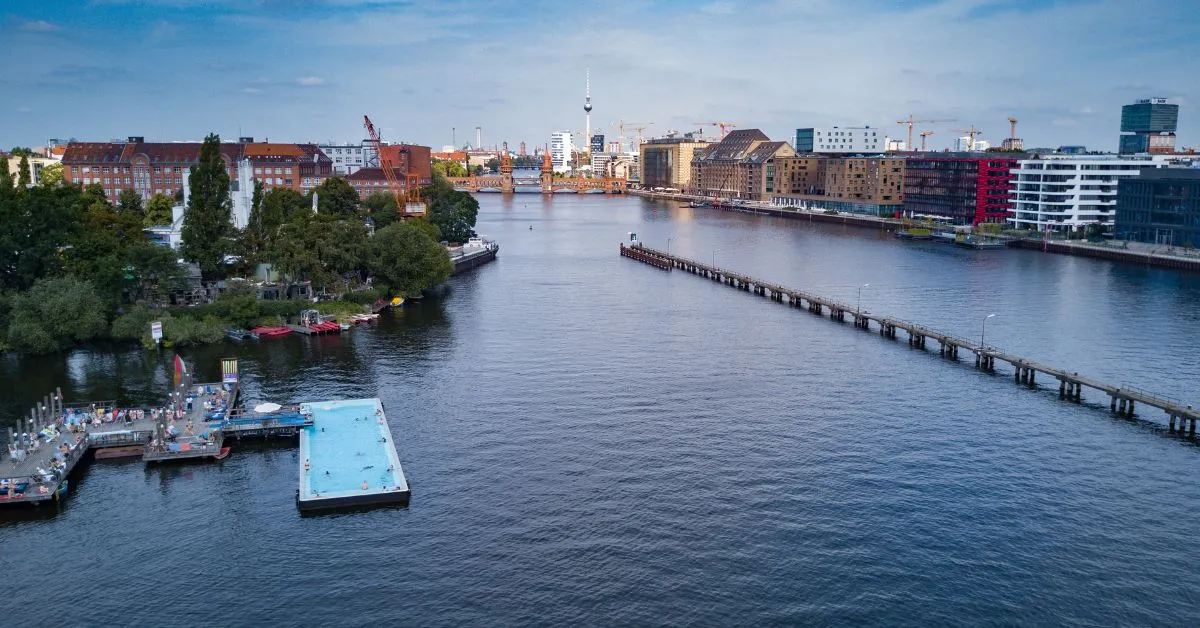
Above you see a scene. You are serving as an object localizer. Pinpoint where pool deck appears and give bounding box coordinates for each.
[297,398,410,512]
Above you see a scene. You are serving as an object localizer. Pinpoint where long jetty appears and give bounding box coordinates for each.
[620,243,1200,434]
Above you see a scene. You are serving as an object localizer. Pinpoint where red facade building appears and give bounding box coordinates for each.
[902,156,1020,225]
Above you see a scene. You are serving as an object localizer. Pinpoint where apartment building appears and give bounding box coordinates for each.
[61,137,332,202]
[770,156,905,216]
[795,126,884,154]
[691,129,795,201]
[1009,155,1162,232]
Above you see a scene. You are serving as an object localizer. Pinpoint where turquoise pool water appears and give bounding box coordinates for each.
[299,398,406,500]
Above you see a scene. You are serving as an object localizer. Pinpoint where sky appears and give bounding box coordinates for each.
[1,0,1198,152]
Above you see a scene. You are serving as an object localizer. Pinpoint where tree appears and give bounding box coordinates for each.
[6,276,108,354]
[17,155,31,188]
[181,133,233,280]
[432,159,467,178]
[117,189,145,223]
[361,191,398,230]
[144,193,174,226]
[485,157,500,173]
[8,147,33,157]
[310,176,359,217]
[423,172,478,243]
[0,155,12,189]
[39,162,63,188]
[367,221,451,297]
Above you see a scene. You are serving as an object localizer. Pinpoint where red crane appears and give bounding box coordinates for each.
[694,121,737,140]
[363,115,425,216]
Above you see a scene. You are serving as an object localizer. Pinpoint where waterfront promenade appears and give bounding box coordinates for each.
[621,242,1200,434]
[630,189,1200,272]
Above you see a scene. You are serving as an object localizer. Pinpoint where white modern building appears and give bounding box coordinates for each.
[1008,155,1167,232]
[550,131,573,173]
[795,126,884,154]
[318,141,378,175]
[954,137,990,151]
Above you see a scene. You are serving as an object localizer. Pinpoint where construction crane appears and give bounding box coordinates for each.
[693,121,738,140]
[919,130,934,151]
[952,125,984,151]
[363,115,424,217]
[614,120,652,153]
[897,115,956,152]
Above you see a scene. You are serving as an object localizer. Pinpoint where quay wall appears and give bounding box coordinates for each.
[629,189,1200,273]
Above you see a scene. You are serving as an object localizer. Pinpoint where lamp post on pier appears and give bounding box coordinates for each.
[712,248,720,268]
[857,283,870,313]
[667,238,673,255]
[980,313,996,348]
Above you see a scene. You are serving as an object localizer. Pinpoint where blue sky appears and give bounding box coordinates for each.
[1,0,1198,152]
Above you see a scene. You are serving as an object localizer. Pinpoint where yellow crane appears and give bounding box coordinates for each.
[614,120,652,153]
[898,115,955,151]
[952,125,984,151]
[919,130,934,151]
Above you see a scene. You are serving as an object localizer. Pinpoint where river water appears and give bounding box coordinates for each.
[2,194,1199,625]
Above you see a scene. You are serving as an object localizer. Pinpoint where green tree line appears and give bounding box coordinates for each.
[0,133,479,354]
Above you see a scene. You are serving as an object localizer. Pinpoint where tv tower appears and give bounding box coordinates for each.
[583,69,592,156]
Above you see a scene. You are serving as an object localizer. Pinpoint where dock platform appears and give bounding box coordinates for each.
[298,398,409,512]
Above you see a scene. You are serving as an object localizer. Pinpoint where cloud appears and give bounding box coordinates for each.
[15,107,33,113]
[296,76,326,87]
[1052,118,1078,127]
[700,1,737,15]
[150,20,178,41]
[19,19,60,33]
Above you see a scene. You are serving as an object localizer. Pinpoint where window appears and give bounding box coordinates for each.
[275,178,282,185]
[285,167,292,174]
[83,166,91,173]
[274,167,282,175]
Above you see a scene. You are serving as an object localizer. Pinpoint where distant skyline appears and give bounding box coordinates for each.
[1,0,1198,152]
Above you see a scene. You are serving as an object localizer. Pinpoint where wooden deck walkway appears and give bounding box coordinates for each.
[620,243,1200,433]
[1,369,242,505]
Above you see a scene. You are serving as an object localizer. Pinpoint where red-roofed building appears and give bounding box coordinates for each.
[347,144,432,198]
[60,136,333,203]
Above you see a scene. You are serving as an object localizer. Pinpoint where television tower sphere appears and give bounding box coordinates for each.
[584,99,592,113]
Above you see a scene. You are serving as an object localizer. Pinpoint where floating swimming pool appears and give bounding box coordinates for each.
[297,398,410,511]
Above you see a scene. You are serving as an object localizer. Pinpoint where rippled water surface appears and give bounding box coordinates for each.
[2,195,1200,625]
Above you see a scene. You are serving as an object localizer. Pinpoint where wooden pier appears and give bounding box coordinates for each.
[620,243,1200,433]
[0,362,246,506]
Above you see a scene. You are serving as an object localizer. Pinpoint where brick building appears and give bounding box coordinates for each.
[345,144,433,199]
[690,129,795,201]
[60,137,333,203]
[902,155,1021,225]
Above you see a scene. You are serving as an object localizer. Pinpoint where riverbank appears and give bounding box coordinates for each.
[630,189,1200,272]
